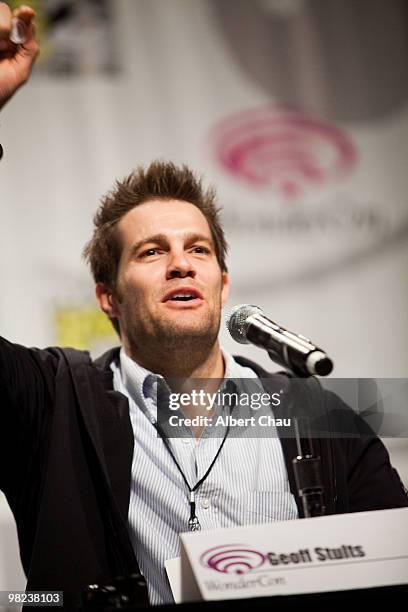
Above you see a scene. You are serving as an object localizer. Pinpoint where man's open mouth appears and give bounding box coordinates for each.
[162,288,204,302]
[169,294,196,301]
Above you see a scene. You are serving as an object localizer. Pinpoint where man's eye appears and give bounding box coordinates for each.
[140,248,159,257]
[192,246,210,254]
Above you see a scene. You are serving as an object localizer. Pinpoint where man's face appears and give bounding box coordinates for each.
[99,199,228,352]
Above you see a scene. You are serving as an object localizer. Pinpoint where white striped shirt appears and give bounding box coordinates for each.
[111,349,298,604]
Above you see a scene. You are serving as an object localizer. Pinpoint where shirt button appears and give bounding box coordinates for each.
[201,498,210,509]
[182,438,190,445]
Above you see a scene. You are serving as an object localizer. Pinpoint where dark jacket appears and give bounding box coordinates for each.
[1,338,407,608]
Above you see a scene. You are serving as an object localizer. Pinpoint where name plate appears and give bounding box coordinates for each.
[172,508,408,602]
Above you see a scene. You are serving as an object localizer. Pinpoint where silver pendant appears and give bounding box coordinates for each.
[188,517,201,531]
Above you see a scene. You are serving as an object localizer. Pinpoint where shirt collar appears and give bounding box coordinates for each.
[118,346,254,406]
[118,348,163,410]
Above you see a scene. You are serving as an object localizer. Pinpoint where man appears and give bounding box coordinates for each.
[1,4,407,609]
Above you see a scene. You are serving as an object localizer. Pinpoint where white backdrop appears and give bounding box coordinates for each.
[0,0,407,596]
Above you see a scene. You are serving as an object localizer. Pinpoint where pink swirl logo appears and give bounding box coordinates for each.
[200,544,266,575]
[210,106,357,200]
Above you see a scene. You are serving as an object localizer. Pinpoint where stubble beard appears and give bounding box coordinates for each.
[123,302,222,373]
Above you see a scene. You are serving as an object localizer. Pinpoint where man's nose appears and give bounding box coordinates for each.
[166,249,196,279]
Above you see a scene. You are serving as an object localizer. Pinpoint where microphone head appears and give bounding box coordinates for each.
[226,304,263,344]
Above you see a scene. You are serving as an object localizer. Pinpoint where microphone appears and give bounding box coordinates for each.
[226,304,333,377]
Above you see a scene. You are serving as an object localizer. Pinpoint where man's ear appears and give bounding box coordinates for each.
[221,273,229,307]
[95,283,120,318]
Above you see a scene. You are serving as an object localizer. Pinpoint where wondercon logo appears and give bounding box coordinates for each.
[210,105,356,200]
[200,544,266,575]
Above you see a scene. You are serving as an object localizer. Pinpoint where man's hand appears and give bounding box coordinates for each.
[0,3,39,110]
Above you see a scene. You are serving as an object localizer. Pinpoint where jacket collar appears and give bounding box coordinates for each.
[94,346,121,388]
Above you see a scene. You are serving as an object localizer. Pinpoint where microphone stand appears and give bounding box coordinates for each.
[265,346,327,517]
[292,418,326,518]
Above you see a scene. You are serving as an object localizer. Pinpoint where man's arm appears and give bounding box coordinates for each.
[0,2,38,110]
[346,433,408,512]
[323,389,408,511]
[0,337,57,503]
